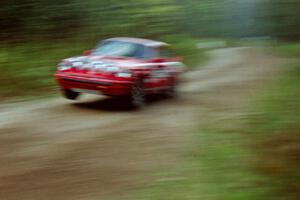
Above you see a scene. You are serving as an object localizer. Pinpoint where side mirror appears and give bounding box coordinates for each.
[83,49,93,56]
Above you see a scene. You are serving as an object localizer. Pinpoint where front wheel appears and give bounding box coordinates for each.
[130,79,146,109]
[63,89,80,100]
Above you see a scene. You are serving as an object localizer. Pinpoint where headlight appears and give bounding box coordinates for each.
[116,72,132,78]
[57,63,71,71]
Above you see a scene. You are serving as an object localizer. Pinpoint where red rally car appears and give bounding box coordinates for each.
[55,37,186,108]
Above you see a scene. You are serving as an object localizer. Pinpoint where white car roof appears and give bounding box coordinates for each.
[104,37,169,47]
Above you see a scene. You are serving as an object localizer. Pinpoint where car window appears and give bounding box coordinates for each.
[159,47,175,58]
[143,46,159,59]
[92,41,145,59]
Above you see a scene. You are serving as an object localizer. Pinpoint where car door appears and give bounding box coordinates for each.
[151,47,179,89]
[142,47,170,91]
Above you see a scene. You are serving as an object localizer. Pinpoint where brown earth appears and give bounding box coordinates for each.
[0,47,284,200]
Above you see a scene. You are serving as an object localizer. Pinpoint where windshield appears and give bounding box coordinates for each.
[92,40,144,58]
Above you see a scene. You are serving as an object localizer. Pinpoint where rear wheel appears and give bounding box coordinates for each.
[130,79,146,109]
[63,89,80,100]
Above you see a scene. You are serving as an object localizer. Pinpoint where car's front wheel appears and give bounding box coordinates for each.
[130,79,146,109]
[63,89,80,100]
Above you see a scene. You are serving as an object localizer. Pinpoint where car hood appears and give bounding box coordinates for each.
[61,55,145,71]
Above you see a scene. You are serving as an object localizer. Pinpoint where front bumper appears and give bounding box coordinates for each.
[55,73,132,96]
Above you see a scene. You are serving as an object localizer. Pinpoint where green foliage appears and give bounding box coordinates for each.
[1,0,300,42]
[0,0,84,41]
[266,0,300,39]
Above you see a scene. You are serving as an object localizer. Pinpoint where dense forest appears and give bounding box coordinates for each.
[1,0,300,43]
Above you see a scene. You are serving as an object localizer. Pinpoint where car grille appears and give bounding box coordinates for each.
[63,78,113,86]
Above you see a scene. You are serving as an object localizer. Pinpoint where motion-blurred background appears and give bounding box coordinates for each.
[0,1,299,200]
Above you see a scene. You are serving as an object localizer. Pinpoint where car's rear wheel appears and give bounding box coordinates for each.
[63,89,80,100]
[130,79,146,109]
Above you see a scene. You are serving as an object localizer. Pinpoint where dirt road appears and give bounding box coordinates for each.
[0,47,283,200]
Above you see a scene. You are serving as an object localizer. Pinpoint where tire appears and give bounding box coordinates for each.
[63,89,80,100]
[130,78,146,109]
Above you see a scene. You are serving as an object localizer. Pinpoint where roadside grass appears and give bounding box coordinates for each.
[272,43,300,57]
[0,36,209,101]
[248,43,300,199]
[124,44,300,200]
[0,41,92,100]
[250,84,300,199]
